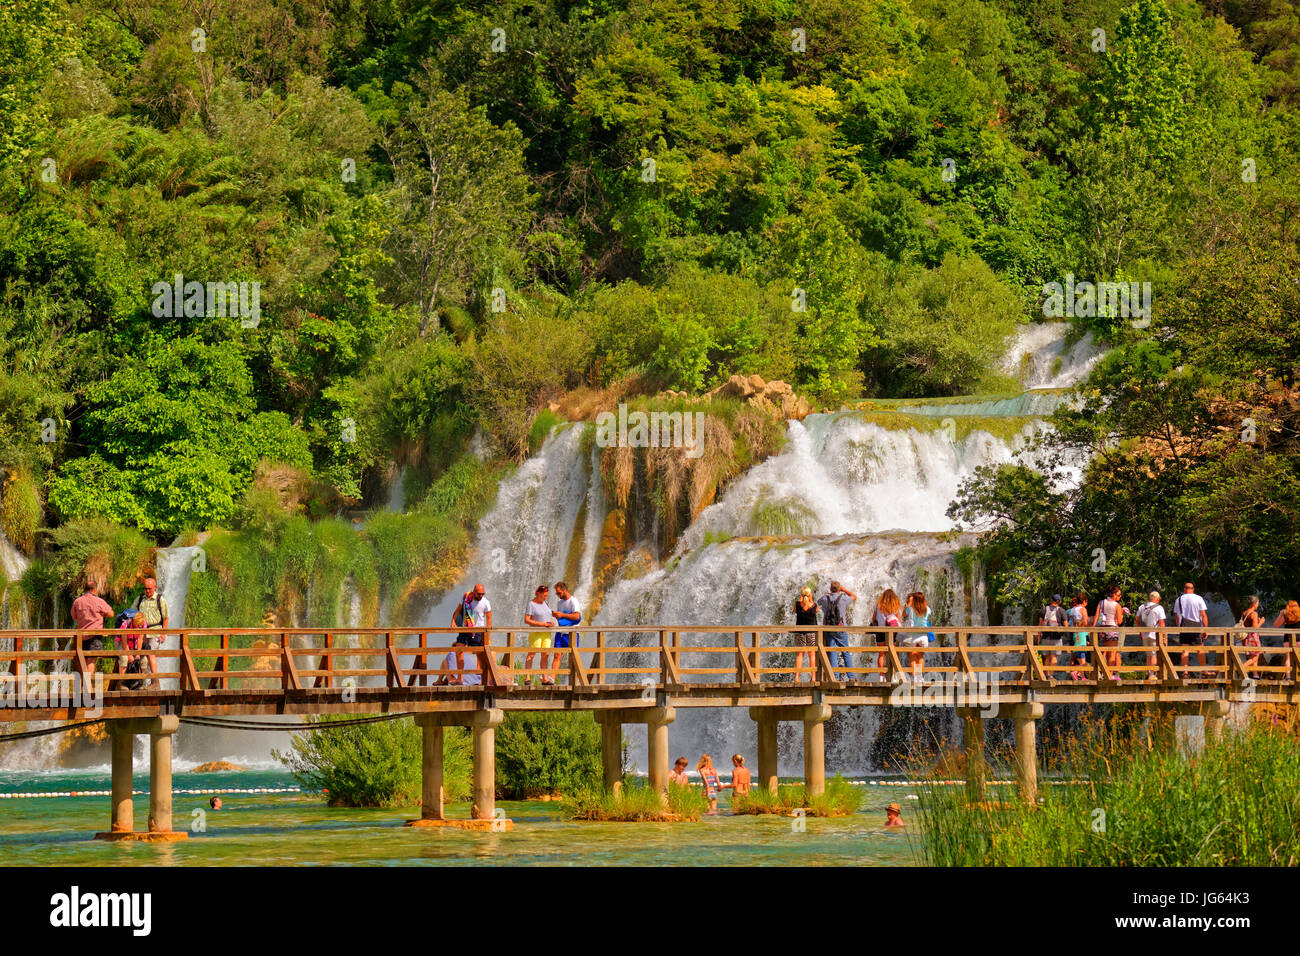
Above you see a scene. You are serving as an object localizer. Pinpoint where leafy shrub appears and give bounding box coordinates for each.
[732,776,861,817]
[276,715,471,808]
[1,465,42,553]
[47,517,151,602]
[496,711,604,799]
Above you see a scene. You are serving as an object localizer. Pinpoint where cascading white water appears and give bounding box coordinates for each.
[428,323,1108,771]
[999,321,1107,389]
[421,422,606,632]
[677,414,1033,548]
[597,531,988,772]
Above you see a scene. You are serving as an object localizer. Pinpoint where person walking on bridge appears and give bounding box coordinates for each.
[453,583,492,647]
[818,581,857,680]
[1173,582,1209,679]
[1268,600,1300,680]
[792,587,818,682]
[1135,591,1167,681]
[70,581,113,662]
[869,589,901,681]
[132,577,168,688]
[551,581,582,684]
[1038,594,1069,678]
[524,585,557,685]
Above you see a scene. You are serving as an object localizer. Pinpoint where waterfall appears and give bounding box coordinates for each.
[421,422,607,631]
[1,526,29,630]
[677,413,1033,548]
[999,321,1107,389]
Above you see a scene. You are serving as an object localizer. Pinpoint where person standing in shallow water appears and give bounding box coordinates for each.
[730,755,751,798]
[697,754,729,814]
[669,758,690,787]
[885,802,905,827]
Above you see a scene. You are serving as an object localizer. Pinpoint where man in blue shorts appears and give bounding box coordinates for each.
[551,581,582,682]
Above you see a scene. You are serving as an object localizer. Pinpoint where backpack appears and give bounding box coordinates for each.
[122,656,145,691]
[1043,604,1068,627]
[823,595,843,627]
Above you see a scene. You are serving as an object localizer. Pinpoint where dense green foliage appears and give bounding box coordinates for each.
[1,0,1297,622]
[913,719,1300,866]
[495,711,605,799]
[277,715,472,808]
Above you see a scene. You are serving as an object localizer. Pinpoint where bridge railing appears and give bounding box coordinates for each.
[2,625,1296,694]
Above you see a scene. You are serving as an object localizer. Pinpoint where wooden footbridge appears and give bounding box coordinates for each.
[2,624,1295,838]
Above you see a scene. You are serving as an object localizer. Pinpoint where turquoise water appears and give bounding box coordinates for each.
[0,768,920,866]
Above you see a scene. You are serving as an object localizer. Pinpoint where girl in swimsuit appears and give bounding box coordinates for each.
[697,753,729,814]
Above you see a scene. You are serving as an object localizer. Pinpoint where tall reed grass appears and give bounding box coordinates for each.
[912,713,1300,866]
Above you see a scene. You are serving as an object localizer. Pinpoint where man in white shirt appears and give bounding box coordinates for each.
[1172,581,1209,678]
[451,582,492,647]
[1135,591,1166,681]
[551,581,582,684]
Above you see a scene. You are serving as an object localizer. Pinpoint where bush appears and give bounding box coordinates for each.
[495,711,604,799]
[47,517,151,603]
[0,465,42,553]
[276,715,471,808]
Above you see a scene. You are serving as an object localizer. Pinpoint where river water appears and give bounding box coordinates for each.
[0,767,919,866]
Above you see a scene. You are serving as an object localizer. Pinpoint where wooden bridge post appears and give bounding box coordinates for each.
[1007,702,1043,804]
[956,707,987,804]
[470,708,504,821]
[750,708,779,793]
[802,703,832,797]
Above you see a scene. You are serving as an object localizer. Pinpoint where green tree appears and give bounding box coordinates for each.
[381,72,534,336]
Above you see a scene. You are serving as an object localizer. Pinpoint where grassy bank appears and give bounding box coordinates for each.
[731,776,861,817]
[563,782,710,822]
[913,718,1300,866]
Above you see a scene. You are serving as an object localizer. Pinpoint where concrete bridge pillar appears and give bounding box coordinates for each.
[1200,700,1230,744]
[470,708,504,821]
[802,703,832,798]
[753,709,779,793]
[1007,703,1043,804]
[418,720,445,820]
[109,722,134,834]
[408,709,511,831]
[645,707,675,797]
[595,707,675,800]
[96,716,185,841]
[956,707,987,804]
[600,718,623,794]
